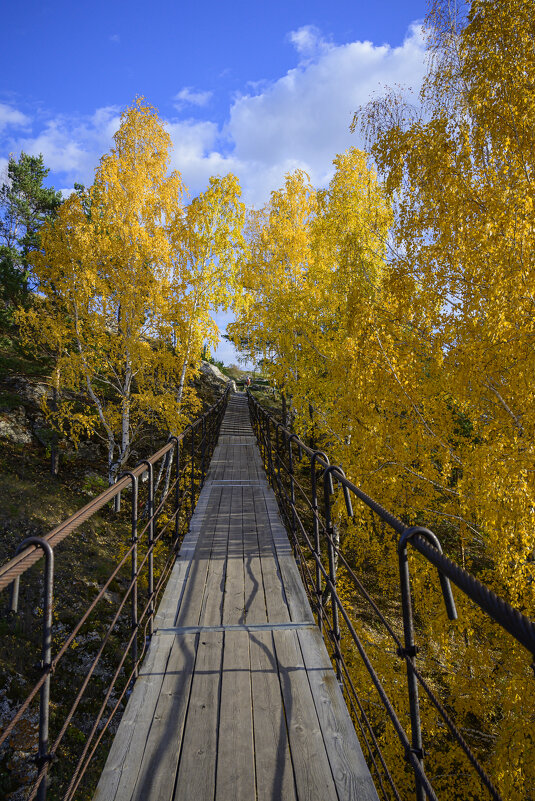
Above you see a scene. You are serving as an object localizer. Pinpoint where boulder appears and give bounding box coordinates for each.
[198,361,233,396]
[4,376,52,407]
[0,407,33,445]
[199,361,228,384]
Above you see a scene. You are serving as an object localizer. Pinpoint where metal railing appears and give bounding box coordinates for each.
[248,391,535,801]
[0,389,228,801]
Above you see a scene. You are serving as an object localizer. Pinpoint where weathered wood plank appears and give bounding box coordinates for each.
[253,491,290,623]
[130,632,199,801]
[297,627,380,801]
[223,487,246,624]
[277,555,315,625]
[249,630,297,801]
[273,628,339,801]
[173,630,223,801]
[200,486,231,626]
[93,632,175,801]
[255,491,315,624]
[216,630,255,800]
[153,558,192,631]
[175,486,223,627]
[243,487,267,625]
[154,478,214,629]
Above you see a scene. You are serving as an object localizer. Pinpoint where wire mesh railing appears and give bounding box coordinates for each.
[248,391,535,801]
[0,389,228,801]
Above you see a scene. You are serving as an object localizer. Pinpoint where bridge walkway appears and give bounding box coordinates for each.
[94,393,378,801]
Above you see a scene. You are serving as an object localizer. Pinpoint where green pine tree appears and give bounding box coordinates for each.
[0,152,62,323]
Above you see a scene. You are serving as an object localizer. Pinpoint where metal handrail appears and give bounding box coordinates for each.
[247,390,535,801]
[0,388,229,801]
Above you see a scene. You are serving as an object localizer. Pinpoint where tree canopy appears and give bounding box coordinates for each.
[0,153,62,322]
[231,1,535,795]
[18,99,246,483]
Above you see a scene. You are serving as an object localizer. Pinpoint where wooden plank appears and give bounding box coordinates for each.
[93,632,176,801]
[255,490,315,624]
[277,555,315,625]
[200,486,231,626]
[249,630,297,801]
[130,632,199,801]
[253,490,290,623]
[153,558,192,630]
[223,487,246,624]
[154,477,216,626]
[297,628,380,801]
[216,630,255,800]
[175,486,223,627]
[242,487,267,625]
[273,628,339,801]
[174,630,223,801]
[259,494,292,556]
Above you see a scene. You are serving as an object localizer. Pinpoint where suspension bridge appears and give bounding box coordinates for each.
[93,393,377,801]
[0,389,534,800]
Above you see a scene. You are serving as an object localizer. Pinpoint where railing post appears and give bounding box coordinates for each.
[288,435,299,542]
[119,472,139,677]
[398,534,425,801]
[138,461,154,637]
[275,424,280,484]
[275,424,284,505]
[13,537,54,801]
[397,526,458,801]
[255,404,264,462]
[311,451,329,632]
[266,418,274,485]
[323,467,342,683]
[190,425,195,514]
[209,412,214,457]
[173,437,181,545]
[201,416,206,484]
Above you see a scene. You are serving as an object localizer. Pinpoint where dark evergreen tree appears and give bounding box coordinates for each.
[0,152,62,322]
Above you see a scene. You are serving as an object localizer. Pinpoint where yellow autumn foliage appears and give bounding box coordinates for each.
[232,2,535,794]
[18,99,246,483]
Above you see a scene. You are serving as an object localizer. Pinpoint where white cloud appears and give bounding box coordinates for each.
[227,23,427,205]
[10,106,121,185]
[166,119,241,194]
[0,103,31,132]
[167,23,428,206]
[288,25,326,59]
[0,22,428,362]
[173,87,213,110]
[109,33,120,44]
[0,23,427,207]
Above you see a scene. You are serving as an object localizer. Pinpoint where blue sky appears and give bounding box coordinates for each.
[1,0,429,365]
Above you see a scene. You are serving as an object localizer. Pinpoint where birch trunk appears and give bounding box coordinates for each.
[50,365,60,477]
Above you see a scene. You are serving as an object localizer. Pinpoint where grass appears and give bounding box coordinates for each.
[0,332,51,381]
[0,336,155,799]
[0,391,25,410]
[0,446,156,800]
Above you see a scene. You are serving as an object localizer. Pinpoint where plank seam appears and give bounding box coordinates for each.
[155,623,317,633]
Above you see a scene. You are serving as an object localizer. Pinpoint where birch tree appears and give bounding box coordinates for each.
[20,99,247,484]
[168,172,246,407]
[21,100,187,483]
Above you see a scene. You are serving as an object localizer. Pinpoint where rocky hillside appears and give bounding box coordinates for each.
[0,344,237,800]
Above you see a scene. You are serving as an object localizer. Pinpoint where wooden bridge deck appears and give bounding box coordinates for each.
[94,394,378,801]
